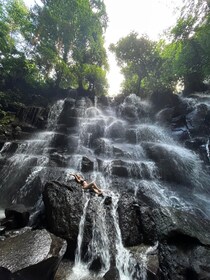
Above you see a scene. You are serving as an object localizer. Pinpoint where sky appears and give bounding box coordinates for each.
[24,0,182,95]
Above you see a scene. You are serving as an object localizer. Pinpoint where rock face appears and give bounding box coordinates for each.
[1,92,210,280]
[0,228,67,280]
[42,180,84,258]
[1,204,29,231]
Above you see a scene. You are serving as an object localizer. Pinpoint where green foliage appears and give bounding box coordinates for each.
[0,0,108,100]
[0,112,16,124]
[110,0,210,96]
[110,32,167,95]
[31,0,108,94]
[160,0,210,94]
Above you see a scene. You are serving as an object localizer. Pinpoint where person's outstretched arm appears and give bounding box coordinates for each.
[70,174,81,183]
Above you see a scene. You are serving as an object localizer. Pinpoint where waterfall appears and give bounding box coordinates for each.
[73,194,90,276]
[47,100,65,130]
[86,196,110,276]
[0,99,65,207]
[206,139,210,161]
[2,93,210,280]
[111,193,134,280]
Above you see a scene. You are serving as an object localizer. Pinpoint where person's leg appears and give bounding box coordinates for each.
[85,182,95,190]
[92,183,102,195]
[86,182,103,195]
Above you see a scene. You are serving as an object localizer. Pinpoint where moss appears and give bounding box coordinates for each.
[0,112,16,125]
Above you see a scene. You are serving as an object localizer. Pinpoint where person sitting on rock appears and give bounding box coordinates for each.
[70,173,103,196]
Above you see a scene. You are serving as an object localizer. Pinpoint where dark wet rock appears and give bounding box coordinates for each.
[103,266,119,280]
[0,267,17,280]
[0,142,19,155]
[103,159,156,180]
[42,181,83,259]
[18,123,36,133]
[57,98,79,128]
[125,128,137,144]
[50,133,69,151]
[150,90,185,114]
[143,142,198,185]
[81,119,105,147]
[0,228,66,280]
[118,193,143,246]
[152,207,210,246]
[129,245,159,280]
[104,196,112,205]
[105,120,126,140]
[108,160,129,177]
[16,176,43,208]
[93,138,107,155]
[50,152,68,167]
[88,257,102,272]
[185,137,210,164]
[81,156,94,172]
[17,107,48,129]
[155,108,174,126]
[186,103,210,138]
[159,242,210,280]
[119,105,138,122]
[139,207,158,245]
[0,204,29,230]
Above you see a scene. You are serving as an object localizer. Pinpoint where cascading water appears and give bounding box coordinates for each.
[85,197,110,276]
[1,93,210,280]
[0,100,65,208]
[111,193,135,280]
[73,194,91,278]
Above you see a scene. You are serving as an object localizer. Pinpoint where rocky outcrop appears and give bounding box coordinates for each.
[0,204,29,231]
[42,180,84,258]
[0,228,67,280]
[1,92,210,280]
[17,106,48,130]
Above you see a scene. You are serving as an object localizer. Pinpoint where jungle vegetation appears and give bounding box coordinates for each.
[0,0,210,107]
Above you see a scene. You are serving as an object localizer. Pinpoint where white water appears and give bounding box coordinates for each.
[1,94,210,279]
[74,195,90,266]
[0,100,65,206]
[111,193,134,280]
[86,197,110,276]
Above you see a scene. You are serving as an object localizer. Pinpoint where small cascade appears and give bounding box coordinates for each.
[47,100,65,130]
[2,93,210,280]
[74,195,90,272]
[135,242,159,280]
[206,138,210,161]
[0,99,65,207]
[72,194,110,278]
[86,197,110,276]
[111,193,135,280]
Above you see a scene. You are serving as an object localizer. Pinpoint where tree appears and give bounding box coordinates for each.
[110,32,164,95]
[0,0,42,92]
[159,0,210,94]
[31,0,108,94]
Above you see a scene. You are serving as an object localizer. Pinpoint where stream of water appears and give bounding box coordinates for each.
[1,94,210,279]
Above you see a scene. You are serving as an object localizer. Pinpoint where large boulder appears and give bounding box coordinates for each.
[150,90,186,114]
[0,228,67,280]
[152,207,210,246]
[42,180,84,258]
[118,193,142,246]
[17,107,48,129]
[186,103,210,137]
[143,142,200,186]
[81,156,94,172]
[0,204,29,231]
[129,245,159,280]
[159,243,210,280]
